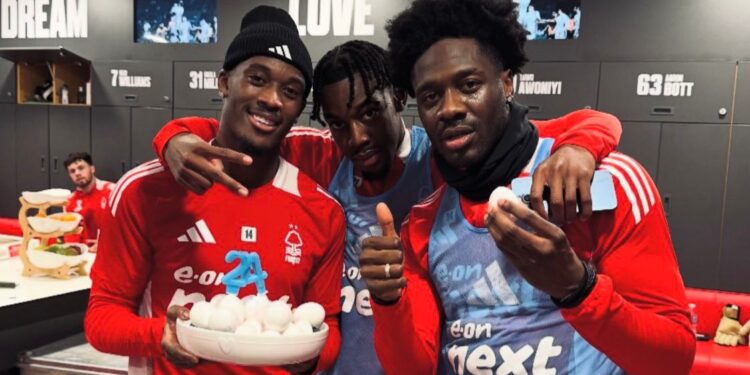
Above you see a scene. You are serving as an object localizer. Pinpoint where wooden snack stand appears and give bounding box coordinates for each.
[17,197,87,279]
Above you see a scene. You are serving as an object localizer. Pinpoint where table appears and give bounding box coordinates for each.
[0,254,95,370]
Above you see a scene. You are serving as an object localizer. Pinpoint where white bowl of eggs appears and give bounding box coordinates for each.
[175,293,329,366]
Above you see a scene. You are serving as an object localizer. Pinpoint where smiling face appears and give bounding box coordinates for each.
[217,55,306,156]
[412,38,513,170]
[321,74,405,179]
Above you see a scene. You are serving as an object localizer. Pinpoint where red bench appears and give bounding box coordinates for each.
[0,217,21,236]
[687,287,750,374]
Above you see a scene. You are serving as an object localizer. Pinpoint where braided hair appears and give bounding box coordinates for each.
[311,40,394,126]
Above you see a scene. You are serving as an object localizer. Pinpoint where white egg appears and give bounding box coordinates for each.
[218,294,245,323]
[234,320,263,336]
[282,323,304,336]
[293,302,326,328]
[210,293,226,307]
[189,301,215,329]
[208,308,239,332]
[293,320,314,335]
[262,330,281,336]
[488,187,520,211]
[263,301,293,332]
[244,298,268,322]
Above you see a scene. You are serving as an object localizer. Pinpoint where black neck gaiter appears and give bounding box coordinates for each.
[434,102,539,201]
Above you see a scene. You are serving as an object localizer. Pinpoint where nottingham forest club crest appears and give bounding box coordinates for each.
[284,225,303,265]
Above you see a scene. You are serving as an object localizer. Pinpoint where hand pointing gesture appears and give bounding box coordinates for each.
[359,203,406,303]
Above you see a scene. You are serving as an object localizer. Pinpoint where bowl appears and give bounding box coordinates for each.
[22,189,72,205]
[27,216,59,233]
[176,319,329,366]
[49,212,83,232]
[27,213,82,233]
[27,243,88,269]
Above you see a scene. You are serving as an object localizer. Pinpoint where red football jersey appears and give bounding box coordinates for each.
[85,159,346,375]
[65,179,114,241]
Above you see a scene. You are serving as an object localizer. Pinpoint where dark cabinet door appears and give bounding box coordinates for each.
[0,104,16,216]
[131,107,172,166]
[92,61,173,108]
[0,61,15,104]
[719,125,750,293]
[49,107,91,189]
[514,62,600,120]
[173,109,219,119]
[173,62,223,110]
[92,107,131,182]
[598,62,734,124]
[15,106,49,196]
[618,122,661,178]
[656,123,729,289]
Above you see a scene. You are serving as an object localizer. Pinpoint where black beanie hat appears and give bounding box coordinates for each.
[223,6,313,98]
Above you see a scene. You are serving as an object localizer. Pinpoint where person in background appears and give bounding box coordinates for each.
[64,152,114,248]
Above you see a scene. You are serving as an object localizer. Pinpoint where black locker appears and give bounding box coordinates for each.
[718,125,750,293]
[173,62,223,110]
[92,107,131,182]
[0,104,16,216]
[598,62,734,124]
[91,61,173,108]
[49,107,91,189]
[513,62,600,120]
[15,106,49,196]
[618,122,661,178]
[174,109,220,119]
[0,60,14,104]
[132,107,172,166]
[656,123,729,289]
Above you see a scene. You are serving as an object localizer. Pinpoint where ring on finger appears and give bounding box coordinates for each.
[384,263,391,278]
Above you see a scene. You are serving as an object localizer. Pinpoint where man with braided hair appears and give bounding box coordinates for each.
[359,0,695,374]
[151,39,624,373]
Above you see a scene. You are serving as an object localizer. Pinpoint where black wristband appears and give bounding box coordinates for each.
[551,260,597,309]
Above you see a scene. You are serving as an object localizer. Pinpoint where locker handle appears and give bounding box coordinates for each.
[663,194,671,217]
[124,94,138,102]
[527,105,542,113]
[210,97,223,103]
[651,106,674,116]
[53,157,58,172]
[40,155,46,172]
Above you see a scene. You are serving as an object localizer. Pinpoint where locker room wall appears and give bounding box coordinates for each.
[0,0,749,292]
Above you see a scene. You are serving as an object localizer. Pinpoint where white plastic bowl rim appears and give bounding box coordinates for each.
[22,189,72,204]
[175,319,329,366]
[48,212,83,232]
[27,243,89,269]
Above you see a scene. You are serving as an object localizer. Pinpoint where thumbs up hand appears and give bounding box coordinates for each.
[359,203,406,303]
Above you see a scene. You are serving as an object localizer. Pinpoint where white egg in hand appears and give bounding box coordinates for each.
[234,320,263,336]
[293,302,325,329]
[489,186,520,211]
[263,301,292,332]
[208,308,240,332]
[189,301,215,329]
[218,294,245,323]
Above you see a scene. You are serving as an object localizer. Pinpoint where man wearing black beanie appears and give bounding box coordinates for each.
[85,6,345,375]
